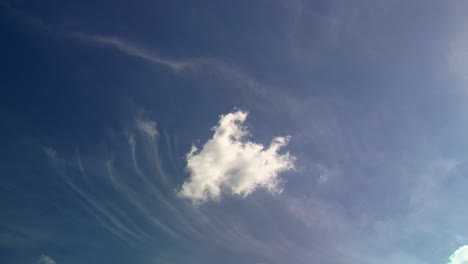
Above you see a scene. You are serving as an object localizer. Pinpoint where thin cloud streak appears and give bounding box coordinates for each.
[44,147,149,244]
[42,117,213,245]
[70,32,200,71]
[1,4,306,123]
[69,31,305,117]
[126,130,202,239]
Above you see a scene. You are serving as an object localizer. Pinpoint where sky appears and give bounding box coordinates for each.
[1,0,468,263]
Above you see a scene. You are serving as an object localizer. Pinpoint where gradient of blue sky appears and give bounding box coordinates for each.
[1,0,468,264]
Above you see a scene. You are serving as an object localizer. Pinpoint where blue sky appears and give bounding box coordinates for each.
[1,0,468,263]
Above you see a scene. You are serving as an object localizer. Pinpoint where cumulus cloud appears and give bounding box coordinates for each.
[178,110,295,203]
[38,255,56,264]
[448,245,468,264]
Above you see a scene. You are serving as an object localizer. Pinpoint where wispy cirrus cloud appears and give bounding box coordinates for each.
[43,116,209,245]
[70,33,198,71]
[178,110,295,203]
[43,147,152,244]
[2,3,306,126]
[67,32,275,96]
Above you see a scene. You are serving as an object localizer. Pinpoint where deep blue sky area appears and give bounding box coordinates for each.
[1,1,468,264]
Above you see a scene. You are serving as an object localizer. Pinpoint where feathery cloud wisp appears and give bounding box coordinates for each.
[178,110,295,203]
[70,33,196,71]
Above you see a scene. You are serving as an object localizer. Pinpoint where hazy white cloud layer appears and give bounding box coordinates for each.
[448,245,468,264]
[178,110,295,203]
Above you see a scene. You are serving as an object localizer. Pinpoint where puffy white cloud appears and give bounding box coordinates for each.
[178,110,295,203]
[448,245,468,264]
[38,255,56,264]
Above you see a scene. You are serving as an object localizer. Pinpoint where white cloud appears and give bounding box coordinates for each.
[178,110,295,203]
[448,245,468,264]
[38,255,56,264]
